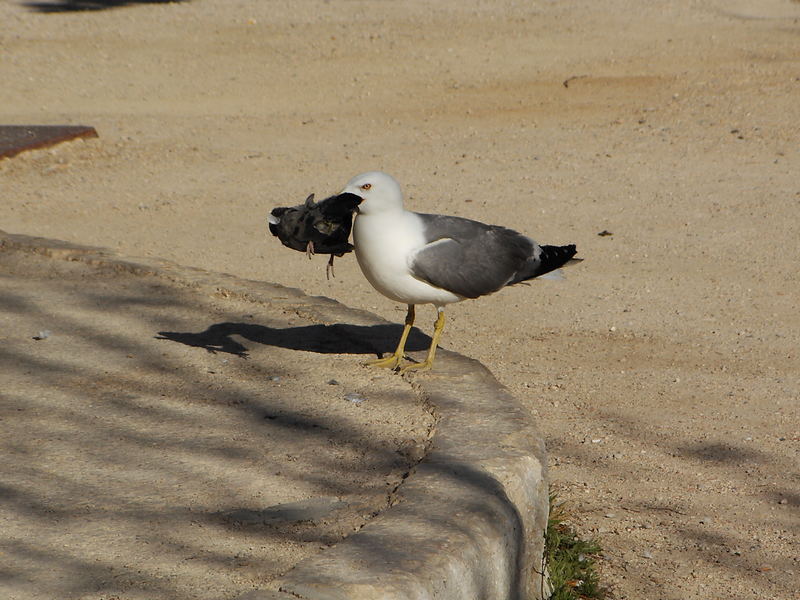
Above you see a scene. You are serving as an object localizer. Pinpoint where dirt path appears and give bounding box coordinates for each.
[2,1,798,598]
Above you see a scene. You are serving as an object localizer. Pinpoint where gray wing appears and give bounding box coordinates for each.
[409,213,540,299]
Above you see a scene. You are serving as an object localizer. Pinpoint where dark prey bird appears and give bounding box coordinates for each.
[268,192,362,279]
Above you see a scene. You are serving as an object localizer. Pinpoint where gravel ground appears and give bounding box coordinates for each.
[2,1,799,598]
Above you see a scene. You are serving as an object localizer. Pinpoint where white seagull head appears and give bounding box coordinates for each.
[342,171,404,216]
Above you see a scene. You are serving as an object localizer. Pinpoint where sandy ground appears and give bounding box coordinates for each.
[1,1,799,599]
[0,245,434,599]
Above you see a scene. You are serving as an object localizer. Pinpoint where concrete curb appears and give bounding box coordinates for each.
[0,230,551,600]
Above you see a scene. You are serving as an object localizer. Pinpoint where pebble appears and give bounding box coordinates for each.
[604,513,616,518]
[699,516,712,524]
[268,376,281,382]
[327,379,340,385]
[32,330,51,340]
[756,565,773,572]
[778,498,788,505]
[641,550,654,559]
[344,392,365,405]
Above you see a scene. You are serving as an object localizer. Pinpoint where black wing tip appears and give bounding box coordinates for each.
[543,243,578,258]
[535,243,580,277]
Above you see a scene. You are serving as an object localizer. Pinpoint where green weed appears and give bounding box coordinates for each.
[544,494,605,600]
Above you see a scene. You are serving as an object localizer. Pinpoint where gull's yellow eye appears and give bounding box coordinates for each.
[361,183,372,190]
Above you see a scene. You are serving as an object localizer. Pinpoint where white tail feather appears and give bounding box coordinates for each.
[539,269,565,281]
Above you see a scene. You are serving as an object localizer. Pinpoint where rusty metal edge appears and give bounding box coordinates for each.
[0,125,98,159]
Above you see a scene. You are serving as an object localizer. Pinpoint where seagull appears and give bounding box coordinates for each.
[340,171,581,373]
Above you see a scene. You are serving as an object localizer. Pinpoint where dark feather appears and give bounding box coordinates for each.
[511,243,579,283]
[268,192,361,256]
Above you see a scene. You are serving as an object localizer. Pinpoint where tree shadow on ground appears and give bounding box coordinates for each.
[0,251,440,599]
[23,0,187,13]
[1,249,534,600]
[545,402,799,599]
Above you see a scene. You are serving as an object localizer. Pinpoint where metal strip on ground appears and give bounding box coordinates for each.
[0,125,98,159]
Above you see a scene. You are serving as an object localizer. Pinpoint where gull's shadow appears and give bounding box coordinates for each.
[156,322,430,359]
[24,0,187,12]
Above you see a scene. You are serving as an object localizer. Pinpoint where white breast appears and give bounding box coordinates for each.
[353,211,461,306]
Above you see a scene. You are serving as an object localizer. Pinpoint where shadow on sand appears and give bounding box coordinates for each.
[156,322,431,359]
[24,0,187,13]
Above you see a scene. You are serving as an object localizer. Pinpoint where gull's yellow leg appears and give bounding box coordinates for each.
[365,304,415,369]
[400,308,445,374]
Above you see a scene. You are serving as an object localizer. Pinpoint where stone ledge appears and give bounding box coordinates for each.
[0,230,550,600]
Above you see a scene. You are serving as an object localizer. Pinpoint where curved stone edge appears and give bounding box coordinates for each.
[0,230,551,600]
